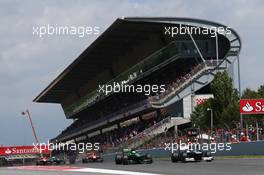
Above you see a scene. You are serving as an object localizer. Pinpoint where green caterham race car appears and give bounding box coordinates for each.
[115,149,153,165]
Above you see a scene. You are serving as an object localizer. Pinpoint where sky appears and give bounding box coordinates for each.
[0,0,263,145]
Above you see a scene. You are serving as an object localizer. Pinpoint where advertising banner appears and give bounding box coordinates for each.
[240,99,264,114]
[0,146,51,156]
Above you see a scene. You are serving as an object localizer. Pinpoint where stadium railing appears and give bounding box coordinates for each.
[120,116,173,149]
[54,99,151,142]
[149,60,219,106]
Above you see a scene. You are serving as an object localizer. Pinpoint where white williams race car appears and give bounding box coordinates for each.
[171,128,214,163]
[171,150,213,163]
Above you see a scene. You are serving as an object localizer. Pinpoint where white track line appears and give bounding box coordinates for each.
[67,168,163,175]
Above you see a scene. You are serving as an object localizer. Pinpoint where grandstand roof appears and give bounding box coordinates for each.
[34,17,241,103]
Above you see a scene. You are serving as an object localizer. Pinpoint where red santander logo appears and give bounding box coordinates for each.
[240,99,264,114]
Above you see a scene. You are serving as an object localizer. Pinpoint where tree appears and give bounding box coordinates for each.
[257,85,264,98]
[191,71,240,129]
[190,100,209,128]
[242,88,258,99]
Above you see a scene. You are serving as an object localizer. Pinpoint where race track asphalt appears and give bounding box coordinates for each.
[0,158,263,175]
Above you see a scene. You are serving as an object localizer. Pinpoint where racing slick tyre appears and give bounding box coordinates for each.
[122,155,129,165]
[145,154,153,164]
[171,152,179,162]
[146,154,152,159]
[203,151,212,157]
[115,155,123,165]
[181,152,188,163]
[203,151,213,162]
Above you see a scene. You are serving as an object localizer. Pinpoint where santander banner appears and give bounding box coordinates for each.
[0,146,51,156]
[240,99,264,114]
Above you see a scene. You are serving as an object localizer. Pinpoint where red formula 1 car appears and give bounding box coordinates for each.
[82,152,103,163]
[36,157,49,165]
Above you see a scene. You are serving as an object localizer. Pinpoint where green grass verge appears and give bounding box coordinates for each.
[153,157,170,160]
[217,155,264,159]
[153,155,264,160]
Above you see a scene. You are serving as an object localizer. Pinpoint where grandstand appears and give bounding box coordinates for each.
[34,17,241,150]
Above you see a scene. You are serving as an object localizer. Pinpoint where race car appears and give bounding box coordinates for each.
[48,156,66,165]
[36,157,49,165]
[171,150,213,163]
[36,156,66,165]
[82,152,103,163]
[115,149,153,165]
[171,129,214,162]
[0,157,10,167]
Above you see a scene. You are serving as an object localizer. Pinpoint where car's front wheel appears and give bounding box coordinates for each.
[145,154,153,164]
[181,152,188,163]
[115,155,122,165]
[171,152,179,163]
[122,155,128,165]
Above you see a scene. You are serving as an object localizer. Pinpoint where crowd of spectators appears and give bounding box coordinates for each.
[91,122,146,149]
[149,62,211,102]
[58,59,218,147]
[211,124,264,143]
[121,116,171,148]
[88,113,168,150]
[60,58,211,140]
[73,69,144,113]
[140,122,264,150]
[57,93,147,139]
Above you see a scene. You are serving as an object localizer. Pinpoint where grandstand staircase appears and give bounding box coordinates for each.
[122,117,190,149]
[150,46,241,109]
